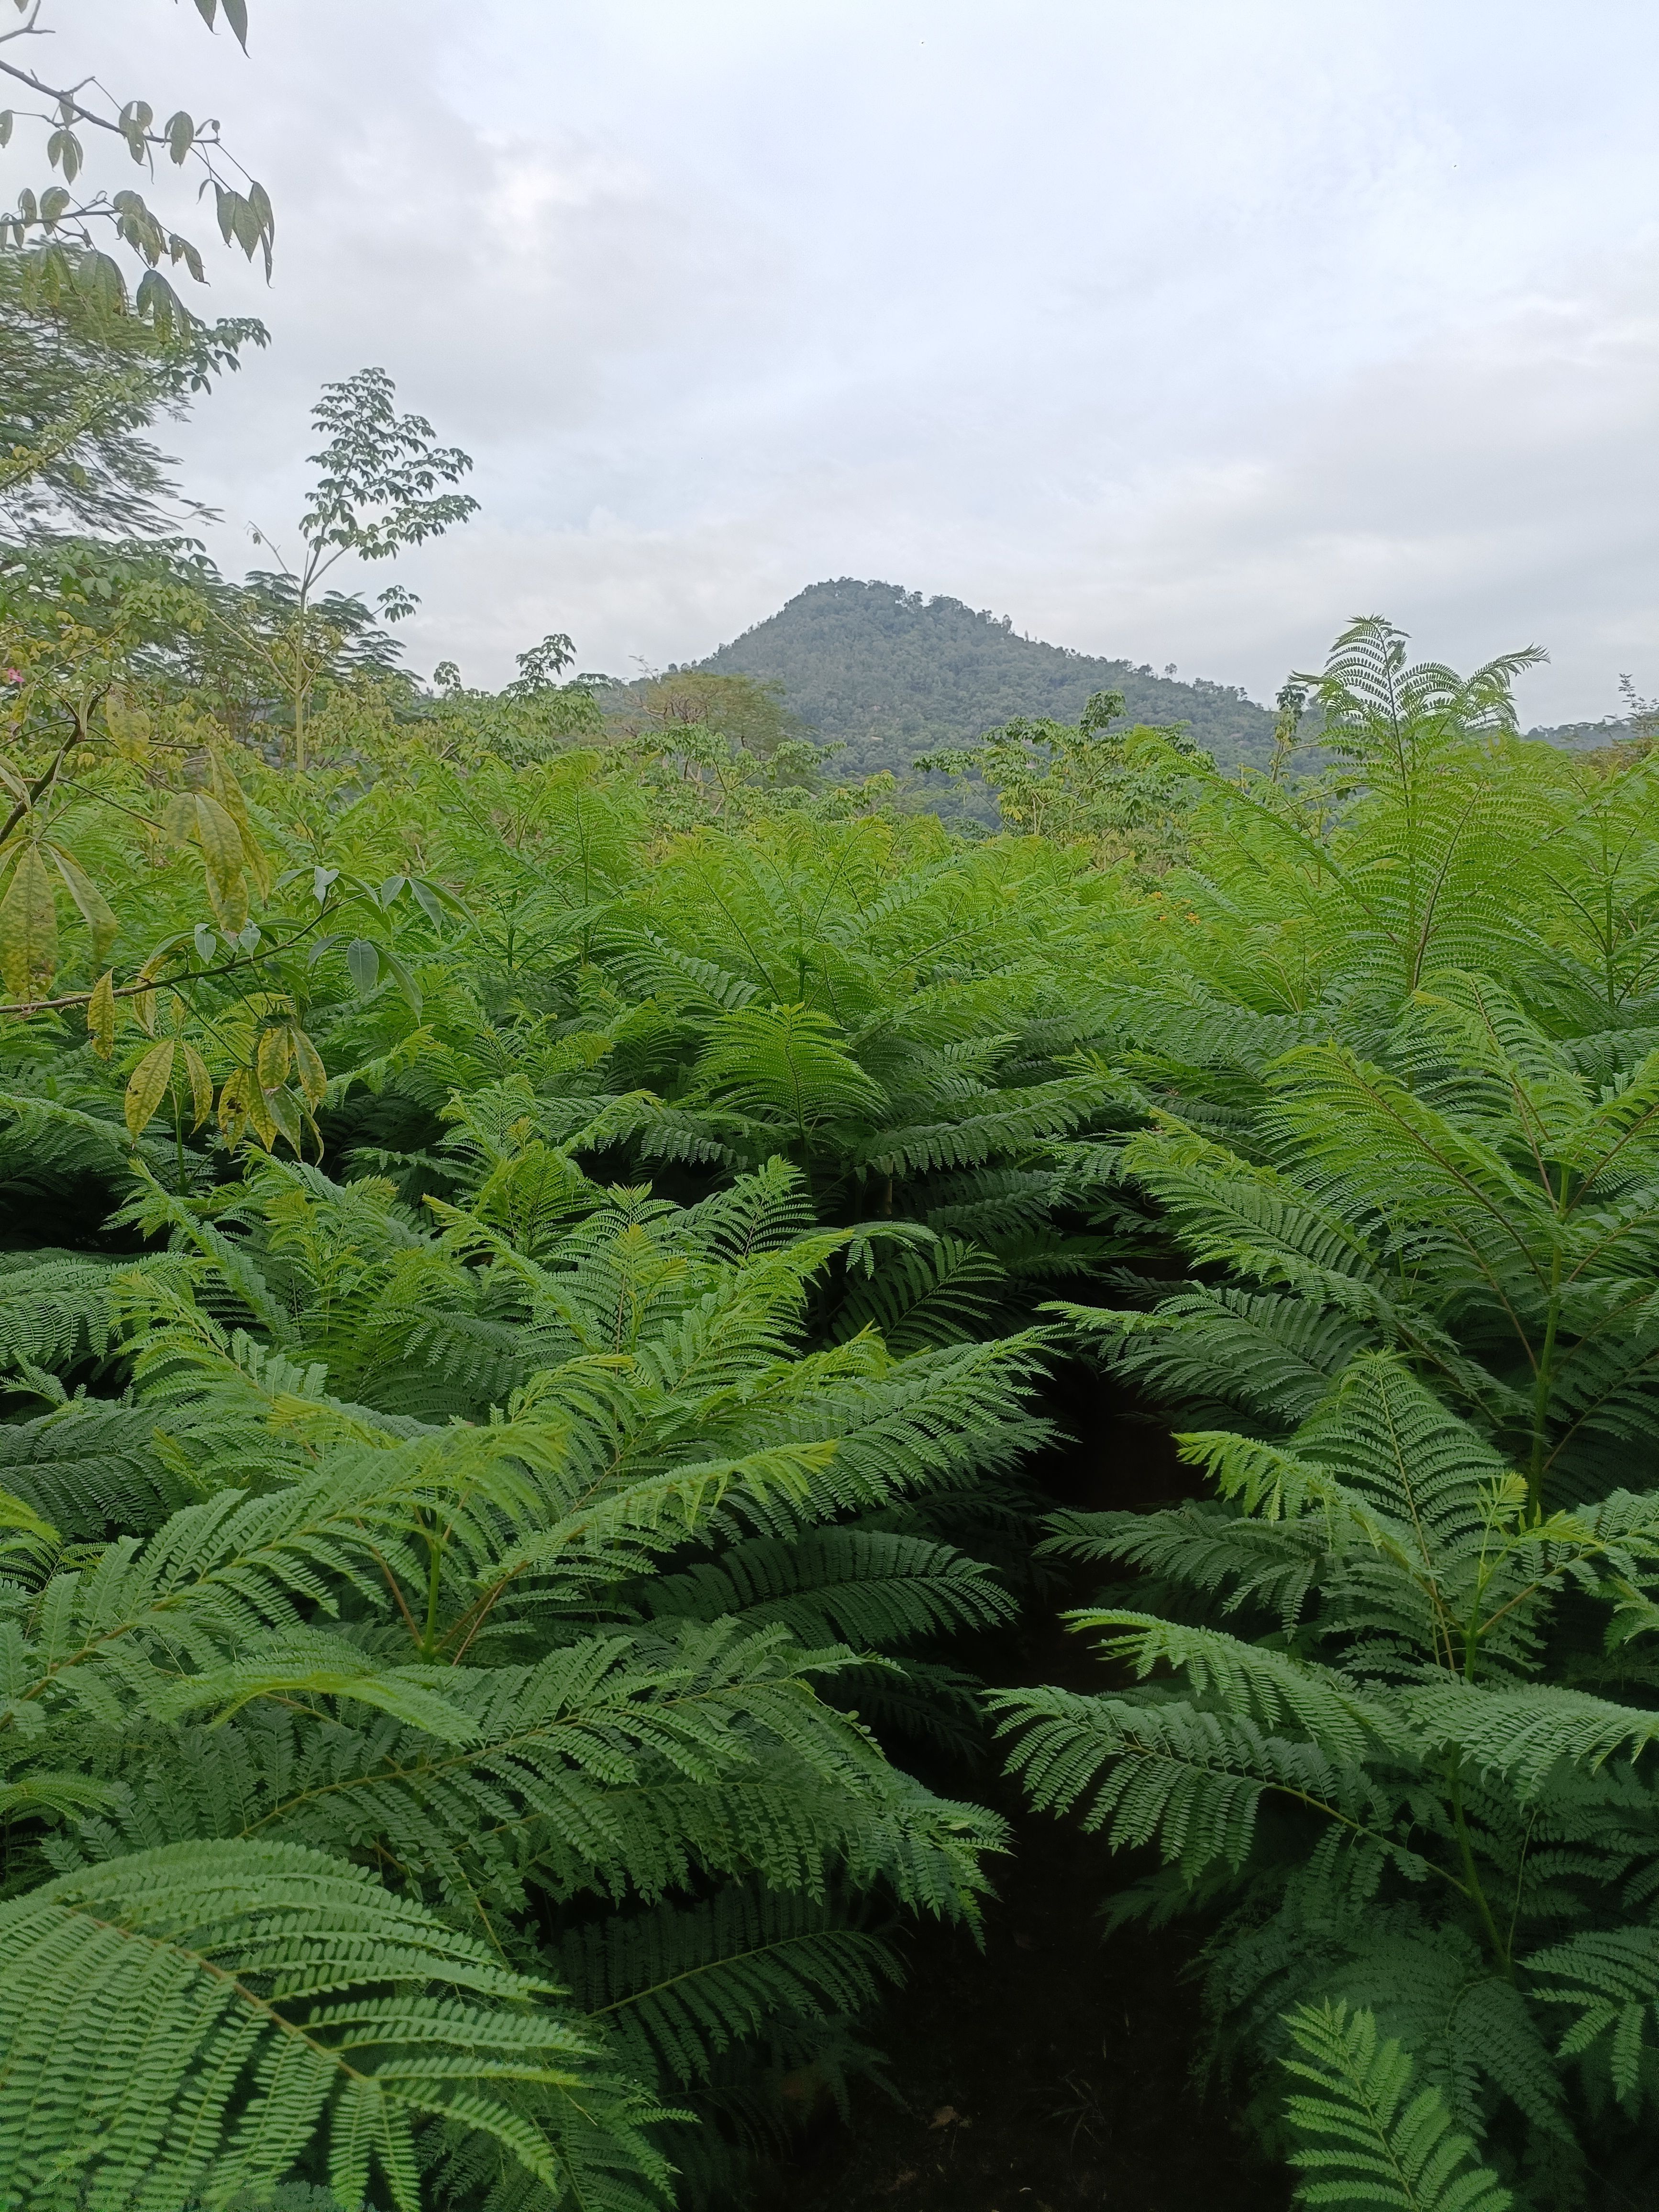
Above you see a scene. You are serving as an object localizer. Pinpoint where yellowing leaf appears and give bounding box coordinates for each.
[207,747,272,900]
[245,1082,278,1150]
[262,1084,304,1153]
[180,1041,214,1130]
[46,844,118,963]
[205,876,249,935]
[193,792,246,899]
[124,1038,176,1139]
[255,1024,291,1091]
[132,987,156,1038]
[291,1027,328,1107]
[101,686,152,763]
[87,969,116,1059]
[216,1066,252,1146]
[0,843,59,1000]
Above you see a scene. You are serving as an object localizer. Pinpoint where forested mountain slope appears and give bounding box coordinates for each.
[696,577,1279,775]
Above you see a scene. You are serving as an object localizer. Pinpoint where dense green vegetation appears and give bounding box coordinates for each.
[5,19,1659,2206]
[9,486,1659,2207]
[0,585,1109,2206]
[990,630,1659,2212]
[696,578,1280,785]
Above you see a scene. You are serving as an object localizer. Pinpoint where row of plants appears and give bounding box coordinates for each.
[0,548,1128,2209]
[3,562,1659,2211]
[993,635,1659,2212]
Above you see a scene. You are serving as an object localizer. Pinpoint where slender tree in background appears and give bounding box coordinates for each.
[619,669,806,759]
[232,367,478,767]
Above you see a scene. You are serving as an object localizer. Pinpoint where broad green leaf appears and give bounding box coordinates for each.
[382,947,423,1016]
[46,844,118,964]
[346,937,380,997]
[46,128,82,183]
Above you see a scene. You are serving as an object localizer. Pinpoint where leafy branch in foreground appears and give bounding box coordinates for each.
[0,1841,668,2212]
[0,0,275,327]
[0,1151,1030,2204]
[1281,2002,1512,2212]
[998,1347,1659,2203]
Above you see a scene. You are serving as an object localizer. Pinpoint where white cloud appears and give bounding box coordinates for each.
[30,0,1659,721]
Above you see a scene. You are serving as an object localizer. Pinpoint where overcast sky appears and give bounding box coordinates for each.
[41,0,1659,719]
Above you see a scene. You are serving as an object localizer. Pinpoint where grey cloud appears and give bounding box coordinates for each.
[40,1,1659,720]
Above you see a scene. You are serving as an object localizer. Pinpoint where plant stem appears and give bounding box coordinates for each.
[293,620,308,774]
[1449,1761,1509,1972]
[1527,1247,1563,1520]
[421,1514,444,1658]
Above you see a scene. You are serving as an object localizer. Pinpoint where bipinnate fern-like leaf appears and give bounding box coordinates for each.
[0,1838,665,2212]
[857,1068,1109,1177]
[638,1526,1016,1648]
[556,1884,899,2090]
[988,1679,1398,1882]
[1041,1500,1329,1629]
[1405,1681,1659,1799]
[0,1397,189,1538]
[692,1005,887,1134]
[0,1139,1041,2208]
[678,1152,819,1263]
[1068,1611,1394,1762]
[1525,1928,1659,2103]
[1281,2001,1513,2210]
[831,1235,1007,1351]
[0,1250,120,1385]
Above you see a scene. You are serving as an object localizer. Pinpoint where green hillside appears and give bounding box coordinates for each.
[696,576,1279,776]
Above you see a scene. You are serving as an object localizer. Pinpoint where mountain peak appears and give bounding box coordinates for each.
[696,578,1277,774]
